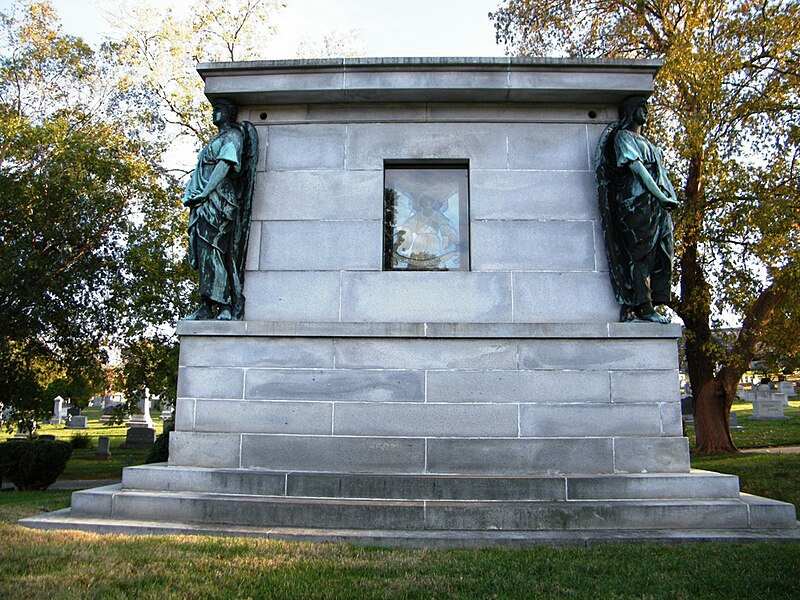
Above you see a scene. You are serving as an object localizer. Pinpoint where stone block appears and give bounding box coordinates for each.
[245,369,424,402]
[426,370,611,403]
[613,437,690,473]
[423,499,750,531]
[121,427,156,449]
[518,339,677,370]
[265,124,345,170]
[333,403,519,437]
[245,221,260,271]
[253,170,383,220]
[307,103,427,122]
[660,402,684,435]
[176,367,244,399]
[168,432,241,468]
[345,122,508,170]
[179,336,335,369]
[286,473,567,501]
[194,399,332,434]
[243,271,340,322]
[240,435,426,472]
[471,170,597,220]
[333,339,517,370]
[123,465,286,496]
[471,220,596,271]
[341,271,512,323]
[507,123,590,170]
[426,438,614,475]
[519,404,662,437]
[344,69,509,100]
[741,494,798,528]
[259,220,382,270]
[610,370,680,403]
[71,485,116,517]
[66,415,87,429]
[512,272,619,323]
[174,398,195,431]
[567,472,740,500]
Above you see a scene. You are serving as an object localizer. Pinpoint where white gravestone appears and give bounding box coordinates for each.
[50,396,64,425]
[128,388,155,428]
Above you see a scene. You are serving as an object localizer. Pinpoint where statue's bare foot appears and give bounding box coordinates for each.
[216,306,233,320]
[185,304,214,320]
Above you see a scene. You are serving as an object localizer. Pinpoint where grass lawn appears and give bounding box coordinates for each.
[1,408,160,481]
[686,399,800,450]
[1,406,799,599]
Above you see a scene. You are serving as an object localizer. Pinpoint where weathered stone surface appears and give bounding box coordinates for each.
[471,220,596,271]
[341,272,512,323]
[179,336,335,368]
[194,399,332,435]
[245,369,424,402]
[520,404,663,437]
[333,402,518,437]
[426,438,614,475]
[346,122,507,170]
[265,124,345,170]
[512,272,619,323]
[176,367,244,399]
[333,339,517,370]
[507,123,590,170]
[243,271,340,322]
[518,339,677,370]
[168,432,242,468]
[259,220,381,270]
[253,170,383,220]
[613,437,691,473]
[241,435,426,472]
[471,170,596,220]
[610,370,680,403]
[426,370,611,403]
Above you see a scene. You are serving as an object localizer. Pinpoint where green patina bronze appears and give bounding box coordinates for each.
[183,99,258,321]
[595,96,679,324]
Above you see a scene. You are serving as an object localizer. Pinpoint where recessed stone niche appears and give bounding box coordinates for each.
[24,58,797,544]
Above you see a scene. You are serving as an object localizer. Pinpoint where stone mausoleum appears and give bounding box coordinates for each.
[25,58,797,544]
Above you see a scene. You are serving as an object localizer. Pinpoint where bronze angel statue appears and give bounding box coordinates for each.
[595,96,679,324]
[183,98,258,321]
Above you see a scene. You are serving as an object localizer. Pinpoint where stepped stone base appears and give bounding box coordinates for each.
[20,465,797,545]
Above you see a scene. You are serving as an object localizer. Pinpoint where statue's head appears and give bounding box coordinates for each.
[618,96,648,129]
[211,98,238,125]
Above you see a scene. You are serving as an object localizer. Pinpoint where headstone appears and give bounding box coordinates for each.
[160,406,174,422]
[95,436,112,460]
[128,387,155,428]
[99,404,129,425]
[67,406,81,417]
[50,396,64,425]
[751,393,788,421]
[66,415,87,429]
[38,434,57,441]
[777,381,796,398]
[121,427,156,449]
[729,412,744,431]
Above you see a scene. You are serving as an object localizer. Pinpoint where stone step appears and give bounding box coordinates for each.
[69,485,797,531]
[121,465,741,501]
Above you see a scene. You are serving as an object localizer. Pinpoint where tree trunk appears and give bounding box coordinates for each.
[693,376,737,454]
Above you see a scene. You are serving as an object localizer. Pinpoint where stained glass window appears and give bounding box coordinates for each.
[383,162,470,271]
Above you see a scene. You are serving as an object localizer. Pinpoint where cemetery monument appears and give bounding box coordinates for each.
[22,58,797,544]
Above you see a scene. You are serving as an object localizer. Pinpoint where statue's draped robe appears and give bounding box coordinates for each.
[603,128,676,307]
[184,128,244,306]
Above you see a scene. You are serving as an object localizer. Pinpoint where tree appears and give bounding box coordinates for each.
[490,0,800,453]
[0,1,191,426]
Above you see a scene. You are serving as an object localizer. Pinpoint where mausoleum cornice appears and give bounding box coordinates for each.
[197,57,662,106]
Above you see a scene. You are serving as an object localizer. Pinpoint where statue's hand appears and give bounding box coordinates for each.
[183,191,208,207]
[660,196,679,211]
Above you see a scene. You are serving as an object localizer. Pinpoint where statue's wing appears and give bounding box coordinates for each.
[231,121,259,319]
[595,122,635,307]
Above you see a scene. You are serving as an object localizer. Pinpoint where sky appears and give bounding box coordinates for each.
[1,0,508,58]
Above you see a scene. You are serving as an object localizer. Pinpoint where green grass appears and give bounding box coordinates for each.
[692,453,800,509]
[686,400,800,450]
[2,405,800,599]
[0,514,797,599]
[2,409,162,481]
